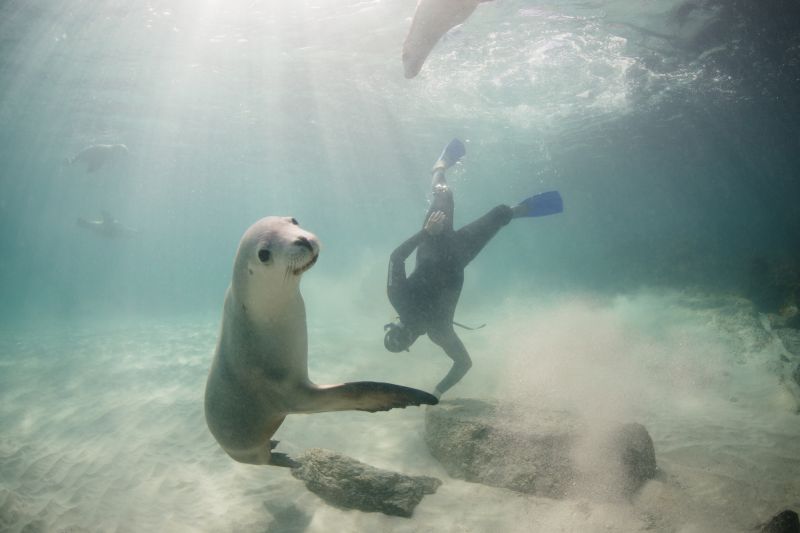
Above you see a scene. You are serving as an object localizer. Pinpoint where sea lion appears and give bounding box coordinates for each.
[402,0,492,79]
[76,210,138,238]
[204,216,438,466]
[69,143,128,173]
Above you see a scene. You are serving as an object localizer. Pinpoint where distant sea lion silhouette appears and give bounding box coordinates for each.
[75,211,138,238]
[204,216,438,466]
[69,143,128,173]
[402,0,493,78]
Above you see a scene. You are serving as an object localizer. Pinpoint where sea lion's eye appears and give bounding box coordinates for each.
[290,218,299,225]
[258,249,271,263]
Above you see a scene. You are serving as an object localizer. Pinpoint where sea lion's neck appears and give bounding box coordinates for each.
[230,280,305,325]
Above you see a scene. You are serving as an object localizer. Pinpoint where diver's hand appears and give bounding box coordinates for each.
[424,210,446,235]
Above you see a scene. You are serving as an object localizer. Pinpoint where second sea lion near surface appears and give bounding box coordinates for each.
[402,0,493,78]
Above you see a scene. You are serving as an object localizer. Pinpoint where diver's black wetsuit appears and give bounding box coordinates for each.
[387,185,513,395]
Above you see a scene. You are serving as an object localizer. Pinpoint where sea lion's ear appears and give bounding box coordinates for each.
[258,249,272,263]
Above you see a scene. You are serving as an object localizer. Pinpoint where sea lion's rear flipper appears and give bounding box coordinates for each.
[300,382,438,413]
[269,452,300,468]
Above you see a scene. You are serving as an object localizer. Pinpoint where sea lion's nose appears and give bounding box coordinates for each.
[294,236,313,251]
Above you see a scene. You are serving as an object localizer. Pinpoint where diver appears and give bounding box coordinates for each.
[383,139,563,399]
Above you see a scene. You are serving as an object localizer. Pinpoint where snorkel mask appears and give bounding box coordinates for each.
[383,320,413,353]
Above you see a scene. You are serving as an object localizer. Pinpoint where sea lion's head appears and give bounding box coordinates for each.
[231,216,320,313]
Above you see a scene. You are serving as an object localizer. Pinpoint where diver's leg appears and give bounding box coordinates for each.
[425,139,465,228]
[428,327,472,398]
[431,165,449,190]
[455,205,514,266]
[424,183,454,232]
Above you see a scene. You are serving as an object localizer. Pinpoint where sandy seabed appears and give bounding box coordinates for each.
[1,289,798,533]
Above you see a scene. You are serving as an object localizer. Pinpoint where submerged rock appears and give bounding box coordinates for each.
[776,328,800,357]
[604,422,659,496]
[290,448,441,518]
[710,296,773,360]
[424,398,656,500]
[769,309,800,330]
[772,327,800,392]
[761,510,799,533]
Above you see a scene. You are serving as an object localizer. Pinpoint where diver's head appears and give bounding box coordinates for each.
[383,320,414,353]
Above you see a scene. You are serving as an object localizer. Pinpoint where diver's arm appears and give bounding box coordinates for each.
[388,230,424,290]
[388,211,445,289]
[390,230,425,266]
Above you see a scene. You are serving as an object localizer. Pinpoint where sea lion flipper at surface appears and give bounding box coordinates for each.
[298,381,439,413]
[402,0,491,78]
[204,216,437,466]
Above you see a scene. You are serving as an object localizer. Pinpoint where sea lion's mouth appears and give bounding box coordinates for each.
[292,253,318,276]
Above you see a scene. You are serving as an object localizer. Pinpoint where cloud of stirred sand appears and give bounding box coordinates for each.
[302,254,744,422]
[299,259,800,515]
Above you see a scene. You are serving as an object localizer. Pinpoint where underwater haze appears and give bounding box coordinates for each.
[1,0,799,532]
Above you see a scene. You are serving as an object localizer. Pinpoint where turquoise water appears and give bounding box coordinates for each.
[3,0,797,324]
[1,1,799,531]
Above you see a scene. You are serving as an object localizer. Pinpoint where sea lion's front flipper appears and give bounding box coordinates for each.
[298,382,438,413]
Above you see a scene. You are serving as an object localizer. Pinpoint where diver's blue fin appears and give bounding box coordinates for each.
[434,138,466,170]
[517,191,563,217]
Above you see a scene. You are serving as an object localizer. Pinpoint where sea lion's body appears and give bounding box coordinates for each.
[75,211,137,238]
[70,143,128,173]
[204,216,437,465]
